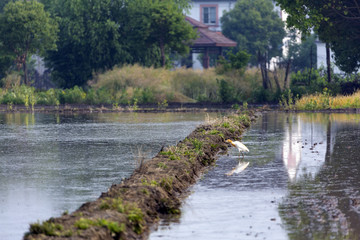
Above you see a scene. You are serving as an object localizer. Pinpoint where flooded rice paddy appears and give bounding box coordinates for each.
[150,112,360,240]
[0,112,215,240]
[1,111,360,239]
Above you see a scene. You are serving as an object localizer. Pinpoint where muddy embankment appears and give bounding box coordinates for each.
[24,110,258,240]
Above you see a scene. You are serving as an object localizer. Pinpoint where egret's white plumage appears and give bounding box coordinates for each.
[226,139,249,158]
[226,162,249,176]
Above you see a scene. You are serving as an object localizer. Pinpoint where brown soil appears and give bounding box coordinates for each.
[24,110,258,240]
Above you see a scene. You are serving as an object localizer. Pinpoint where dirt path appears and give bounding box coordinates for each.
[24,110,258,240]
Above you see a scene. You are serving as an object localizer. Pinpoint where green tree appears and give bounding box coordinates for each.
[0,42,13,81]
[0,0,11,12]
[147,0,196,67]
[286,33,317,72]
[275,0,360,74]
[221,0,285,89]
[43,0,129,88]
[0,0,58,85]
[216,50,250,74]
[42,0,195,88]
[122,0,195,68]
[118,0,160,68]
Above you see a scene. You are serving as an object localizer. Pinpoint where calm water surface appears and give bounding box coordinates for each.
[151,112,360,240]
[0,112,216,240]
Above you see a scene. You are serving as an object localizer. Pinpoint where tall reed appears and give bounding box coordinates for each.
[91,65,266,104]
[295,90,360,110]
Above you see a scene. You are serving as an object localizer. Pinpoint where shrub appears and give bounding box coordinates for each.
[62,86,86,104]
[288,68,358,98]
[290,68,327,98]
[218,79,236,103]
[1,72,21,89]
[85,88,112,105]
[36,89,60,105]
[29,221,63,236]
[0,85,35,105]
[295,90,360,110]
[216,50,250,75]
[172,68,218,102]
[91,64,173,103]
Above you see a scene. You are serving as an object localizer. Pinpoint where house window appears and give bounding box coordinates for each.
[202,6,217,25]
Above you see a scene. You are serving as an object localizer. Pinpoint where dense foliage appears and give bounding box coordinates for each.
[0,0,58,84]
[147,0,196,67]
[0,0,11,12]
[221,0,285,89]
[42,0,130,88]
[285,34,317,73]
[283,68,360,103]
[0,66,281,106]
[216,50,250,75]
[275,0,360,73]
[0,0,195,88]
[41,0,195,88]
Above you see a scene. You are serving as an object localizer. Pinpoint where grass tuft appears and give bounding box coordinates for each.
[29,221,63,236]
[74,218,125,234]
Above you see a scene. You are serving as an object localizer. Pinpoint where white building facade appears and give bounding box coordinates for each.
[188,0,237,69]
[315,40,342,74]
[189,0,237,32]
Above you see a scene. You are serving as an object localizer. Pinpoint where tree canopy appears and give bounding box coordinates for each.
[42,0,129,88]
[286,34,317,73]
[275,0,360,73]
[147,0,196,67]
[0,0,11,12]
[221,0,285,89]
[0,0,58,84]
[41,0,195,88]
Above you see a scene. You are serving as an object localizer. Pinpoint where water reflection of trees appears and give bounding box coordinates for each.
[248,112,284,165]
[282,113,330,182]
[280,113,360,239]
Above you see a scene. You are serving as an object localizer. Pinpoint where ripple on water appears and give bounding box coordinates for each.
[0,112,214,240]
[151,112,360,240]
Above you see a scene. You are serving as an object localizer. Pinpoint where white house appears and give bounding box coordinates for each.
[189,0,237,32]
[315,40,342,74]
[188,0,237,69]
[189,1,345,74]
[276,5,346,74]
[187,0,285,69]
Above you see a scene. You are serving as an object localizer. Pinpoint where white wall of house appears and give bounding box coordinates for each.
[188,1,236,69]
[316,41,342,74]
[189,1,350,74]
[189,1,236,32]
[192,54,203,69]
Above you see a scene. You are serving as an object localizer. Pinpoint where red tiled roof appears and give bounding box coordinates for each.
[185,16,208,29]
[185,16,237,48]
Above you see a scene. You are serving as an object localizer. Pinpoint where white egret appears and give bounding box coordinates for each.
[226,139,249,159]
[225,139,250,176]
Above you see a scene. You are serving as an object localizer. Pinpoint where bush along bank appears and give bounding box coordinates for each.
[24,111,258,240]
[279,89,360,111]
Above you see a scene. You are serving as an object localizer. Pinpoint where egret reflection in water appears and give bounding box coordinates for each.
[151,112,360,240]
